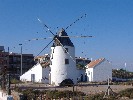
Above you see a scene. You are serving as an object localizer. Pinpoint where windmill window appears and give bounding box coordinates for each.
[50,61,52,65]
[65,59,69,64]
[53,49,54,53]
[65,48,68,53]
[51,54,53,59]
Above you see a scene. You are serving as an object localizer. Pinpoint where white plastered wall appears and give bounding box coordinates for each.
[50,46,78,86]
[20,63,42,82]
[86,59,112,82]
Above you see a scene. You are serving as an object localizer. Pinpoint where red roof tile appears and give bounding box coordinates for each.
[87,58,105,68]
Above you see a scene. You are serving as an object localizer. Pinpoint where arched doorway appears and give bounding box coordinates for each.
[60,79,74,87]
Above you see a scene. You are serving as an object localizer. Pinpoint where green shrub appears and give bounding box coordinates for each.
[119,88,133,98]
[10,78,20,84]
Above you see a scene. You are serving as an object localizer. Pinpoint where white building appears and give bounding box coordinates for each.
[20,29,80,86]
[20,28,112,86]
[85,58,112,82]
[50,28,78,86]
[20,63,50,84]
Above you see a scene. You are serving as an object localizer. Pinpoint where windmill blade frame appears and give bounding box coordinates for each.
[65,14,87,30]
[38,18,55,36]
[36,39,54,57]
[60,35,92,38]
[25,37,53,42]
[36,15,91,63]
[37,18,77,63]
[26,35,92,42]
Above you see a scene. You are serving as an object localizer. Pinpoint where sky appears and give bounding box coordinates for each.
[0,0,133,70]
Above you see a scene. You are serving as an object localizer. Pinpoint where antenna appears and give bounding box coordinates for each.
[125,62,126,71]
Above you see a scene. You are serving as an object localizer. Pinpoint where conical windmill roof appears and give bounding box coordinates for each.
[53,28,74,47]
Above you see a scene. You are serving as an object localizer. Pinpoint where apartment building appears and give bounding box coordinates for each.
[0,46,35,80]
[8,52,34,79]
[0,46,8,89]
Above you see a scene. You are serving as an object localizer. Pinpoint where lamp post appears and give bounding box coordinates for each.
[19,44,22,76]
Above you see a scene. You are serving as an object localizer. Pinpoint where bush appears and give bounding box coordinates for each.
[19,89,87,99]
[10,78,20,84]
[119,88,133,98]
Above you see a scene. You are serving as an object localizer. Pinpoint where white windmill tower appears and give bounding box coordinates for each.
[26,14,92,86]
[50,28,78,86]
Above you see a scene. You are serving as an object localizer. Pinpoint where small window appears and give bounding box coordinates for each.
[88,71,90,75]
[65,59,69,64]
[50,61,52,65]
[51,54,53,59]
[65,48,68,53]
[53,49,54,53]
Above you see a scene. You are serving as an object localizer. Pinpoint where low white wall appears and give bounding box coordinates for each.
[20,63,42,82]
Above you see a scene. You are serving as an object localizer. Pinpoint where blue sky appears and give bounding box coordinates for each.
[0,0,133,70]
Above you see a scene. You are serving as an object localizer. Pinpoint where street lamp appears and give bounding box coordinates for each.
[19,44,22,76]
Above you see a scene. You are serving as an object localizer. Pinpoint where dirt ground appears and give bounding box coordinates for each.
[11,82,133,95]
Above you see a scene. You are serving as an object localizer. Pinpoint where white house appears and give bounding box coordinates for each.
[20,63,50,84]
[85,58,112,82]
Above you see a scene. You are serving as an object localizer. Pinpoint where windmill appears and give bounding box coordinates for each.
[26,14,92,86]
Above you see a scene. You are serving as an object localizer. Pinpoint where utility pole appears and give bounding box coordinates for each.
[7,47,11,95]
[7,74,11,95]
[103,76,114,99]
[19,44,23,76]
[107,76,110,96]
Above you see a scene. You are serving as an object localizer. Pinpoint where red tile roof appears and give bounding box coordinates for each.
[86,58,105,68]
